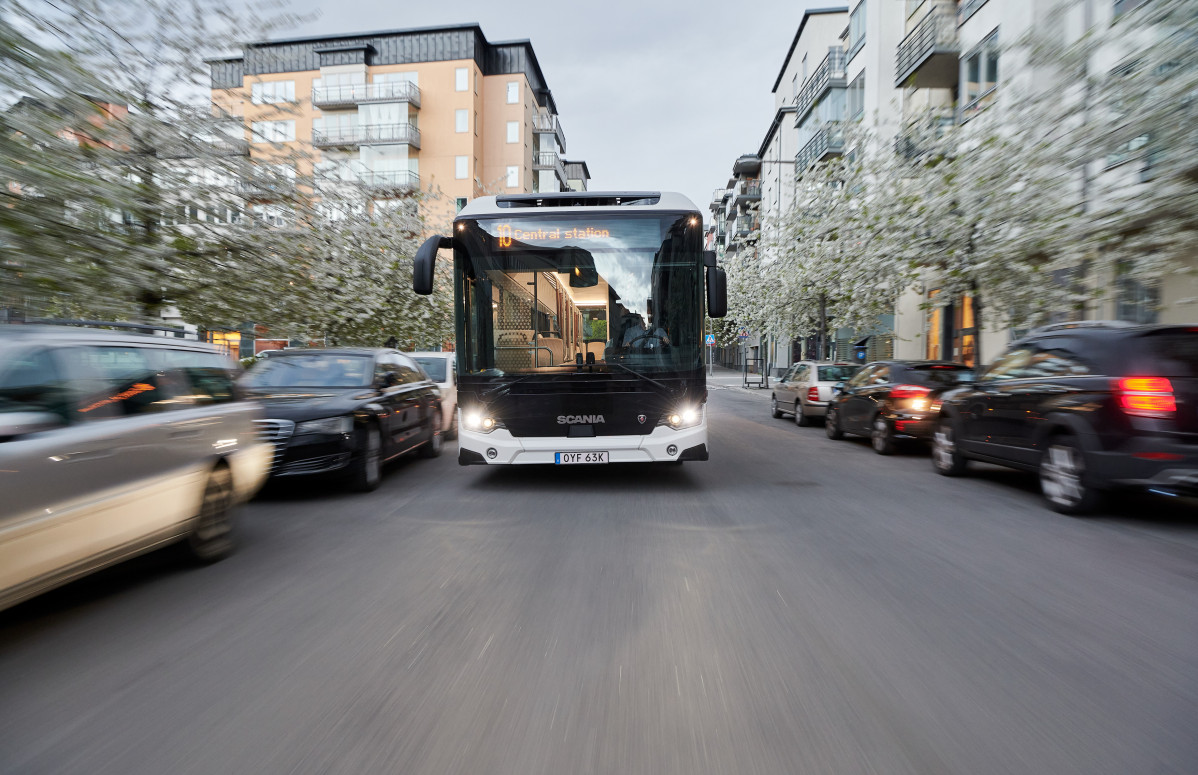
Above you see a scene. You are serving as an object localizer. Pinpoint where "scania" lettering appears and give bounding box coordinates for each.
[557,415,606,424]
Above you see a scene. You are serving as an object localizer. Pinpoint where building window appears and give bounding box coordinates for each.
[847,72,865,121]
[507,81,519,104]
[506,121,519,143]
[848,1,867,60]
[455,156,468,179]
[251,80,295,104]
[1113,0,1149,17]
[455,109,469,133]
[961,31,999,120]
[455,197,468,212]
[506,166,519,188]
[250,120,295,143]
[455,67,468,91]
[1115,262,1160,323]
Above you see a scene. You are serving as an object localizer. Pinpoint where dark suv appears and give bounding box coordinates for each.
[931,322,1198,513]
[824,360,974,454]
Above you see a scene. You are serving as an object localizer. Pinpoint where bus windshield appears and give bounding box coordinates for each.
[454,214,703,375]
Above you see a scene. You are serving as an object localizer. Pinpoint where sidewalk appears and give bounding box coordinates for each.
[706,365,772,399]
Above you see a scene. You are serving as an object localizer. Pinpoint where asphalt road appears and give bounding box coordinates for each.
[2,383,1197,775]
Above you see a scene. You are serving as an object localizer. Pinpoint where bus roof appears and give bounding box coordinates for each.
[456,191,700,219]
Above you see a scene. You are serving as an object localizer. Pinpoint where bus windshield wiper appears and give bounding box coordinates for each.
[606,363,678,397]
[479,374,537,399]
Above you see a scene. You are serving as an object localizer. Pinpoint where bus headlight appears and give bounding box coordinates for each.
[663,406,701,430]
[464,411,500,433]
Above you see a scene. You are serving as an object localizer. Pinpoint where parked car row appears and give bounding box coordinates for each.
[0,324,450,612]
[775,322,1198,514]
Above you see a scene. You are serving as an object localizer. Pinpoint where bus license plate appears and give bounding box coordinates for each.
[556,452,609,464]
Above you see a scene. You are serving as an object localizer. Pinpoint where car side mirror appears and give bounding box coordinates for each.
[0,411,65,440]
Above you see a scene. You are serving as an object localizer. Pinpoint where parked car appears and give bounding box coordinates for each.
[407,351,457,439]
[931,322,1198,514]
[0,325,271,612]
[241,348,442,491]
[825,360,975,454]
[772,362,860,426]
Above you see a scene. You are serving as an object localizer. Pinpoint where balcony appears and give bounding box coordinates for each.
[311,81,421,110]
[360,169,420,193]
[711,188,726,206]
[312,123,421,149]
[795,47,846,124]
[895,0,960,88]
[236,175,295,199]
[534,150,567,182]
[733,180,761,206]
[532,113,567,153]
[795,123,845,174]
[735,216,760,237]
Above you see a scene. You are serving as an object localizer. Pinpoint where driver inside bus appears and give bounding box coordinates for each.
[621,313,670,351]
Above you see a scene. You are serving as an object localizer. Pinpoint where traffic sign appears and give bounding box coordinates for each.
[738,327,749,339]
[705,334,716,345]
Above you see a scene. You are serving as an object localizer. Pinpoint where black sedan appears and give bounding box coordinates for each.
[241,348,442,491]
[824,360,974,454]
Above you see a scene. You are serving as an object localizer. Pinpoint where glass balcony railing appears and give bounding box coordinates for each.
[795,123,846,174]
[311,123,421,149]
[532,113,567,153]
[359,169,420,191]
[895,0,960,88]
[795,47,846,124]
[311,81,421,109]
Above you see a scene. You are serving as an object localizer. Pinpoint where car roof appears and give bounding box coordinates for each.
[406,351,453,358]
[0,324,223,353]
[264,347,393,357]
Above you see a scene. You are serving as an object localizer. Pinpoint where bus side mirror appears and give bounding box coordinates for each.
[413,235,451,295]
[704,250,717,268]
[706,265,727,318]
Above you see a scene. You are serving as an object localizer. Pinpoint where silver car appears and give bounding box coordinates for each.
[0,326,272,612]
[771,361,861,426]
[407,351,457,439]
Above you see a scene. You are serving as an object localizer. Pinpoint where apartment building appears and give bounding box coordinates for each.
[207,23,583,226]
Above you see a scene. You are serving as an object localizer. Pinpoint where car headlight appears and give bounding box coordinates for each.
[462,410,501,433]
[295,416,353,435]
[661,406,701,430]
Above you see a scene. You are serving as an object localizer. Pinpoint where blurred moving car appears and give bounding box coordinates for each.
[825,360,975,454]
[407,351,457,439]
[772,362,860,426]
[932,322,1198,514]
[0,325,271,612]
[241,348,442,491]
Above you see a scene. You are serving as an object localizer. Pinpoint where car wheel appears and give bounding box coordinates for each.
[931,416,968,476]
[794,401,810,426]
[1040,435,1101,515]
[771,395,783,419]
[824,406,844,440]
[871,415,896,455]
[348,423,382,492]
[419,417,443,458]
[185,465,235,563]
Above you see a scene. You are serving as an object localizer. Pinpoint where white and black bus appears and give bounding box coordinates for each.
[413,191,727,465]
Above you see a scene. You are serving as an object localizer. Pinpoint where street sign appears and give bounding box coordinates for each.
[738,327,749,339]
[705,334,716,345]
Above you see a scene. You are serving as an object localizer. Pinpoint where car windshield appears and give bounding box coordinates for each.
[413,357,447,382]
[905,365,973,386]
[243,354,372,388]
[818,365,858,382]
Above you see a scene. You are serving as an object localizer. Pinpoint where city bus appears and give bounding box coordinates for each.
[412,191,727,465]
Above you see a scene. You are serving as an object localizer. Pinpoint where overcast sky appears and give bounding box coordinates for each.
[273,0,832,221]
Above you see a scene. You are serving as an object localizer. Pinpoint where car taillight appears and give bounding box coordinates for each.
[807,387,820,402]
[890,384,930,399]
[1118,377,1176,418]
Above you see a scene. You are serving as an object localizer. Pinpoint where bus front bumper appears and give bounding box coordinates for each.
[458,423,709,465]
